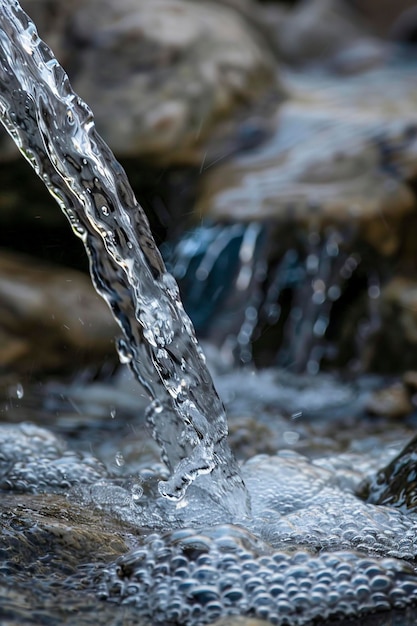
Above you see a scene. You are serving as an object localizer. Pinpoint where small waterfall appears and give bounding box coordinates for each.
[0,0,248,516]
[169,221,383,373]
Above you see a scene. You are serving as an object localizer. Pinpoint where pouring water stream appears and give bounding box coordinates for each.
[0,0,248,517]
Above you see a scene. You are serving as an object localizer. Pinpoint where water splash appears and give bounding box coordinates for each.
[0,0,247,515]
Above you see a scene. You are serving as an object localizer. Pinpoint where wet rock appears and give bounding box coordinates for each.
[0,249,118,379]
[363,435,417,513]
[0,492,127,572]
[365,382,413,419]
[349,0,417,38]
[364,277,417,373]
[18,0,283,166]
[0,491,133,626]
[176,58,417,369]
[262,0,385,69]
[196,64,417,249]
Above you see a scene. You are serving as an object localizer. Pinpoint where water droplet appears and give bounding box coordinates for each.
[131,482,143,501]
[307,360,320,375]
[110,407,116,419]
[117,339,133,364]
[101,205,109,216]
[328,285,341,301]
[115,452,125,467]
[313,317,328,337]
[306,254,319,274]
[15,383,24,399]
[368,285,380,299]
[283,431,300,445]
[66,109,74,125]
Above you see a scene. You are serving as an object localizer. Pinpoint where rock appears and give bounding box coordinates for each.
[0,249,118,379]
[263,0,384,68]
[173,58,417,369]
[18,0,283,166]
[363,435,417,513]
[196,63,417,252]
[0,492,127,569]
[364,277,417,373]
[349,0,417,38]
[365,382,413,419]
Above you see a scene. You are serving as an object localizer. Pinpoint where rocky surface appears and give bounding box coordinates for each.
[173,57,417,370]
[0,249,117,380]
[15,0,283,167]
[260,0,384,69]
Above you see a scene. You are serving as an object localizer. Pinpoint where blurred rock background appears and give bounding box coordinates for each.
[3,0,417,381]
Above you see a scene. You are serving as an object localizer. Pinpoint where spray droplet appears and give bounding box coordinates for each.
[15,383,24,399]
[131,482,143,501]
[283,430,300,445]
[115,452,125,467]
[368,285,380,299]
[101,205,109,216]
[110,407,116,419]
[117,339,133,364]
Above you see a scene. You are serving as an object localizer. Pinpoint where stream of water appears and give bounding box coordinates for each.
[0,0,247,516]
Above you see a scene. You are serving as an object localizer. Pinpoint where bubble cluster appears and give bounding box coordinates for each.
[243,453,417,560]
[97,525,417,625]
[0,423,107,493]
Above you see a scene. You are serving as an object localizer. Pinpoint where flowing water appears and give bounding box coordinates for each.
[0,0,246,515]
[2,1,417,625]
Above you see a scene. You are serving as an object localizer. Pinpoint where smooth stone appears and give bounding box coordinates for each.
[196,62,417,257]
[0,249,117,379]
[262,0,384,68]
[18,0,283,166]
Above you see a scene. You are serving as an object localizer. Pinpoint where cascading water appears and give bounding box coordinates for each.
[0,0,248,516]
